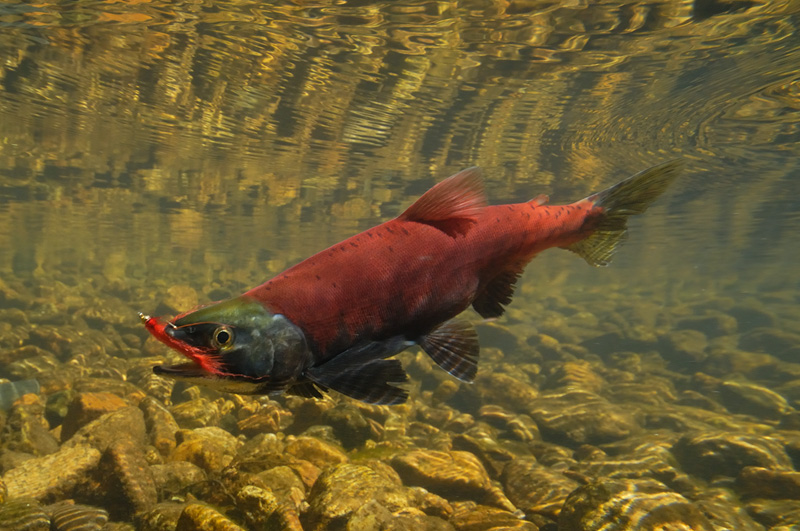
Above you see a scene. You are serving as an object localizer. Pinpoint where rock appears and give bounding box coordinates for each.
[285,436,348,469]
[3,444,101,501]
[2,393,59,456]
[347,502,455,531]
[449,501,536,530]
[718,380,791,419]
[527,390,640,446]
[478,406,540,443]
[60,392,129,442]
[735,466,800,500]
[0,498,50,530]
[659,329,708,366]
[452,431,517,479]
[171,427,241,474]
[693,488,765,531]
[740,328,800,361]
[255,465,307,509]
[322,403,379,449]
[139,396,180,456]
[473,372,539,414]
[138,502,187,531]
[46,501,109,531]
[542,361,606,394]
[175,503,245,531]
[127,365,174,405]
[150,461,207,497]
[170,398,222,429]
[502,457,578,520]
[235,485,280,529]
[98,438,158,519]
[62,406,147,452]
[559,479,716,531]
[236,402,292,437]
[677,313,738,337]
[672,432,793,480]
[306,463,449,530]
[391,450,516,512]
[744,498,800,528]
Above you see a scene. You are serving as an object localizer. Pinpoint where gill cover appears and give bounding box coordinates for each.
[145,296,311,393]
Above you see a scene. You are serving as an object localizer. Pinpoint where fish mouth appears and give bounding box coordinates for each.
[153,362,210,379]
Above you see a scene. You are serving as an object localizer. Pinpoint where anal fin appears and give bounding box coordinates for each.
[306,337,411,405]
[419,320,480,382]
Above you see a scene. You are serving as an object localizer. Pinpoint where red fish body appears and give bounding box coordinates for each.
[144,162,681,404]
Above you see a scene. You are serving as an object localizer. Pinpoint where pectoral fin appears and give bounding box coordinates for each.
[419,319,480,382]
[305,337,411,405]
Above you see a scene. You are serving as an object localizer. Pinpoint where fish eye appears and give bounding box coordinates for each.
[212,326,234,349]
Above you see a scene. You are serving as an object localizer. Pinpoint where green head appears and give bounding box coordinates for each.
[145,296,311,394]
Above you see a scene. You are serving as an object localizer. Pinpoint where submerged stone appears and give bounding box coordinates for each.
[559,479,716,531]
[501,457,578,520]
[672,431,793,480]
[391,449,516,512]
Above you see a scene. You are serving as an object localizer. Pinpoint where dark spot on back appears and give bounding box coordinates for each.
[401,227,410,236]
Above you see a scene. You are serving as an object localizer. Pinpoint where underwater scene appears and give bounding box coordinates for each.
[1,0,800,529]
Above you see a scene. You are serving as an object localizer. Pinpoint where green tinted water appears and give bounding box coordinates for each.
[0,0,799,527]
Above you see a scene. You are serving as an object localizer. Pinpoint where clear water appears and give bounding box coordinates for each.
[1,0,799,526]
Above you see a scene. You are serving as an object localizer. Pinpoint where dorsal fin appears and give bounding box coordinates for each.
[530,194,549,206]
[399,167,486,237]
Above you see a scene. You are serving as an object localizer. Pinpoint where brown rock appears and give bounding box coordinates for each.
[559,479,716,531]
[285,436,348,469]
[139,396,180,456]
[450,501,536,529]
[62,406,147,452]
[736,466,800,500]
[61,392,129,442]
[391,450,516,512]
[3,444,101,501]
[175,503,245,531]
[306,463,447,530]
[502,457,578,519]
[171,428,240,474]
[99,438,158,519]
[151,461,207,496]
[673,432,793,480]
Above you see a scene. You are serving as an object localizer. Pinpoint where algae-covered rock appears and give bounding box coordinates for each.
[391,449,516,512]
[0,497,49,530]
[559,479,716,531]
[718,380,791,420]
[735,466,800,500]
[502,457,578,520]
[62,406,146,452]
[3,444,101,501]
[98,438,158,519]
[285,435,348,469]
[449,501,536,530]
[175,503,245,531]
[60,391,129,442]
[527,390,640,446]
[672,431,793,480]
[306,463,446,530]
[46,501,109,531]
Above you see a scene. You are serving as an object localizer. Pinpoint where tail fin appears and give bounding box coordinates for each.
[566,160,683,267]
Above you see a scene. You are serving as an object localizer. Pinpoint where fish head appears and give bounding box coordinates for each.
[141,296,311,394]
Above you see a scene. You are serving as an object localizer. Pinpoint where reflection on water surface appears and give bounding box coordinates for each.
[0,1,799,529]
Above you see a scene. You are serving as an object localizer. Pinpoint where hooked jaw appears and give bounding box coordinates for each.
[140,296,312,394]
